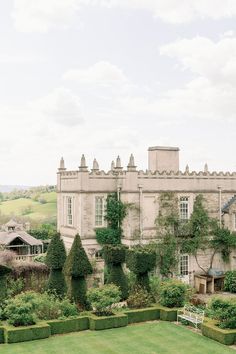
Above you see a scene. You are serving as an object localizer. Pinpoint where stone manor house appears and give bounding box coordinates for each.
[57,146,236,286]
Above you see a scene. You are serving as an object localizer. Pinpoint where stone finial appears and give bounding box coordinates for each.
[111,161,115,170]
[114,156,123,171]
[204,163,209,173]
[58,157,66,171]
[92,158,99,171]
[185,164,189,173]
[79,154,88,172]
[127,154,137,171]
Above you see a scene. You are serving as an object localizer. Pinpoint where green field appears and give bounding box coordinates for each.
[0,192,57,221]
[0,322,234,354]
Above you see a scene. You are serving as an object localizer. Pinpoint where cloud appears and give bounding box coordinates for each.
[62,61,129,87]
[12,0,81,32]
[31,87,84,126]
[12,0,236,32]
[160,36,236,85]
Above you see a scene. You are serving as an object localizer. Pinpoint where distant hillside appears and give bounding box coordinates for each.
[0,185,31,193]
[0,188,57,224]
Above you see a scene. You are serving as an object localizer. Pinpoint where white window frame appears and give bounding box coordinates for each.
[179,196,189,220]
[95,196,105,227]
[67,196,73,226]
[180,254,189,276]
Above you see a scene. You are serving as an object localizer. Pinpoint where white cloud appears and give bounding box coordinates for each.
[63,61,128,87]
[160,36,236,85]
[12,0,81,32]
[31,87,84,126]
[12,0,236,32]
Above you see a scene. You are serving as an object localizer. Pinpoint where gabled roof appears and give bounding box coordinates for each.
[222,194,236,213]
[0,231,43,247]
[5,219,18,227]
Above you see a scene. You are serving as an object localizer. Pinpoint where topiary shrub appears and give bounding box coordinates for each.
[103,244,128,300]
[126,246,156,291]
[159,280,188,308]
[96,228,121,245]
[87,284,121,316]
[224,271,236,293]
[45,232,67,298]
[64,234,93,309]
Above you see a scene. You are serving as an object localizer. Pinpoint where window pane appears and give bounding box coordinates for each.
[95,197,104,226]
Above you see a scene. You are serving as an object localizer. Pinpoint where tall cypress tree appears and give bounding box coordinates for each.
[64,234,93,308]
[45,232,67,297]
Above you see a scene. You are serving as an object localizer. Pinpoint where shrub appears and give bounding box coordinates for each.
[224,271,236,293]
[127,285,152,309]
[47,316,89,335]
[46,269,67,298]
[89,314,128,330]
[126,246,156,291]
[125,307,160,324]
[149,276,161,303]
[64,234,93,308]
[0,264,12,302]
[103,245,128,300]
[159,280,188,308]
[5,324,51,343]
[207,297,236,329]
[87,284,121,316]
[3,291,79,326]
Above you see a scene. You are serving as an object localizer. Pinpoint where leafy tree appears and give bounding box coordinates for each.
[63,234,93,308]
[45,232,67,297]
[103,244,128,300]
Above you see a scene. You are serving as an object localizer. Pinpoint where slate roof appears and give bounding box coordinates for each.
[0,231,43,247]
[222,194,236,213]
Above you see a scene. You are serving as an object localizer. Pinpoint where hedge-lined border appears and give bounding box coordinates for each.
[155,305,178,321]
[5,323,51,344]
[0,327,4,344]
[202,320,236,346]
[47,316,89,335]
[125,307,160,324]
[89,314,128,330]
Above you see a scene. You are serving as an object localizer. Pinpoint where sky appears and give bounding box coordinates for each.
[1,0,236,185]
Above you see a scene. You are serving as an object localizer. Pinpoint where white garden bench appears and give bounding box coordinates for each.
[177,305,204,329]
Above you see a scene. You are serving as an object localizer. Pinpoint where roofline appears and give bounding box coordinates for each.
[148,146,179,152]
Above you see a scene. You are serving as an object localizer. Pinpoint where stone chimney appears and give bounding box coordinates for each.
[58,157,66,171]
[92,158,99,171]
[148,146,179,172]
[79,154,88,172]
[127,154,136,171]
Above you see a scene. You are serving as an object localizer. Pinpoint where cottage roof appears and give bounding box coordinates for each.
[5,219,18,227]
[0,231,43,247]
[222,194,236,213]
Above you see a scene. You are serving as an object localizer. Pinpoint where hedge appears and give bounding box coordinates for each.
[0,326,4,344]
[156,305,178,321]
[125,307,160,324]
[5,323,51,344]
[47,316,89,335]
[89,314,128,330]
[202,320,236,346]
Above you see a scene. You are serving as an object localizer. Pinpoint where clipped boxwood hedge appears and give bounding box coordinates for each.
[0,326,4,344]
[47,316,89,335]
[89,314,128,330]
[5,323,51,344]
[156,305,178,321]
[202,320,236,346]
[125,307,160,324]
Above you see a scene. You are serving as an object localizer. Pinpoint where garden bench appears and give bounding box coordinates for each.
[177,305,204,329]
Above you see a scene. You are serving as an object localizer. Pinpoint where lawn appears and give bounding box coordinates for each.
[0,192,56,221]
[0,322,234,354]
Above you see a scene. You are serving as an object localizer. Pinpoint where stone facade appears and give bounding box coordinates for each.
[57,146,236,285]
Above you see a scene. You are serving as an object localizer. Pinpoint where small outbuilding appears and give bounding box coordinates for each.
[0,219,43,259]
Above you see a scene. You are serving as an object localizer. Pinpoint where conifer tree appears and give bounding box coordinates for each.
[45,232,67,297]
[64,234,93,308]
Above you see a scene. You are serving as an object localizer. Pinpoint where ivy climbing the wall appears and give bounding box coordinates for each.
[96,192,128,245]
